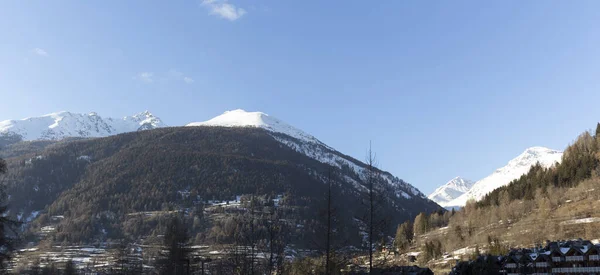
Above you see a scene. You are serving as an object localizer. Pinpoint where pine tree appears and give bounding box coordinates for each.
[30,259,41,275]
[158,216,190,275]
[64,260,76,275]
[114,240,132,274]
[471,245,481,260]
[0,158,19,271]
[325,169,333,274]
[41,263,58,275]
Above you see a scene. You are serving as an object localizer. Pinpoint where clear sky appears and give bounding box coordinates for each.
[2,1,600,195]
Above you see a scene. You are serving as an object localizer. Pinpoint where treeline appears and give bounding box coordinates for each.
[393,209,454,264]
[479,123,600,207]
[2,126,436,247]
[394,209,453,250]
[396,122,600,270]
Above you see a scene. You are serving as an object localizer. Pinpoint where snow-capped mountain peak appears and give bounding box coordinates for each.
[127,110,165,130]
[427,177,474,206]
[186,109,323,145]
[441,146,562,208]
[188,109,427,200]
[504,146,560,170]
[0,111,165,141]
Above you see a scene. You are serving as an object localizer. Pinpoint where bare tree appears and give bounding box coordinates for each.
[230,194,260,275]
[307,167,349,274]
[362,142,390,273]
[265,202,288,275]
[366,143,376,273]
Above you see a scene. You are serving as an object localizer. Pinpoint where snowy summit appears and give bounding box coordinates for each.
[427,177,474,206]
[442,146,563,208]
[186,109,323,145]
[0,111,165,141]
[188,109,427,200]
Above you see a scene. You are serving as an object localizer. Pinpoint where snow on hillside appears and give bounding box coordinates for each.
[187,109,324,145]
[187,109,427,199]
[444,147,562,207]
[428,177,474,206]
[0,111,165,141]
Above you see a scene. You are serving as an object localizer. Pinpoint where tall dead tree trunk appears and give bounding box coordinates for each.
[365,142,377,274]
[326,168,332,274]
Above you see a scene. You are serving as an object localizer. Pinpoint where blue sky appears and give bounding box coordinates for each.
[2,1,600,194]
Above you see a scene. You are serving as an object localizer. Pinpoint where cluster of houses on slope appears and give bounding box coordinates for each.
[452,239,600,275]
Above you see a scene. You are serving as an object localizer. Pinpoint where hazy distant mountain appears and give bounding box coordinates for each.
[0,111,165,141]
[428,177,474,206]
[443,147,562,208]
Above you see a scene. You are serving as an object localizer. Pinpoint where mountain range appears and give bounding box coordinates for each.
[0,109,440,245]
[429,147,563,208]
[0,110,565,211]
[0,111,165,141]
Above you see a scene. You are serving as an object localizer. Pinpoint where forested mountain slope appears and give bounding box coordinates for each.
[2,126,440,245]
[403,123,600,274]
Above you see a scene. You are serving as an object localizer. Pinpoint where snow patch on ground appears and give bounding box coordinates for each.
[26,211,40,222]
[560,217,600,225]
[452,247,475,256]
[77,155,92,162]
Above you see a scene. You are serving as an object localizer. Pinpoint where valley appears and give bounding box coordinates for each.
[2,110,600,274]
[4,3,600,274]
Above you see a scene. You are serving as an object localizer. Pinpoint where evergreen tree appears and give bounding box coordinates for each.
[114,240,137,274]
[30,259,41,275]
[64,260,76,275]
[41,263,58,275]
[0,158,19,271]
[158,216,190,275]
[325,169,333,274]
[471,245,481,260]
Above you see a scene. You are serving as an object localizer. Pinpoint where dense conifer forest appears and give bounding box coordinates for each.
[1,127,439,247]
